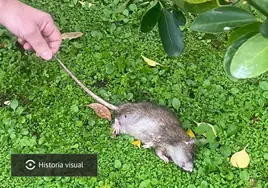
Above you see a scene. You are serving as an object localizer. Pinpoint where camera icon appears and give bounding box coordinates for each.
[25,159,36,170]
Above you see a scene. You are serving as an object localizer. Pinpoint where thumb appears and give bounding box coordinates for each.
[24,28,52,60]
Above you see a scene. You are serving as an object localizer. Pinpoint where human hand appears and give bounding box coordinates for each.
[0,0,61,60]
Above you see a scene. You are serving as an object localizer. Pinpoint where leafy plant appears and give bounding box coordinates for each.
[191,0,268,80]
[1,0,268,187]
[122,0,268,80]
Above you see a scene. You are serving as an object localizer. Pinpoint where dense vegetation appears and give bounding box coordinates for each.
[0,0,267,187]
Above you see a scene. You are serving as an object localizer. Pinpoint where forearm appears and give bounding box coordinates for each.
[0,0,7,19]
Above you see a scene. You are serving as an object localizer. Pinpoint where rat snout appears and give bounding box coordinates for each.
[181,162,194,172]
[179,161,193,172]
[182,166,193,172]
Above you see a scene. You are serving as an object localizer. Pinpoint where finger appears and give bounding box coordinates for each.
[24,27,53,60]
[18,38,26,46]
[23,42,32,50]
[41,21,62,55]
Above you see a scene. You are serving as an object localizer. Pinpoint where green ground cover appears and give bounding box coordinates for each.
[0,0,267,187]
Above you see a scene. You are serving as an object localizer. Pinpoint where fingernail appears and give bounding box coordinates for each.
[41,50,52,60]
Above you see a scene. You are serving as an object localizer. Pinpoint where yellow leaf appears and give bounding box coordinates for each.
[186,129,195,138]
[100,185,110,188]
[185,0,212,4]
[141,55,162,67]
[79,1,85,5]
[61,32,84,40]
[230,144,250,168]
[79,1,93,7]
[132,140,141,148]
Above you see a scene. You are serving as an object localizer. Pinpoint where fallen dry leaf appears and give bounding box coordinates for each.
[4,101,11,105]
[61,32,84,40]
[249,178,257,188]
[141,55,162,67]
[131,140,141,148]
[86,103,111,121]
[186,128,195,138]
[0,42,7,48]
[230,144,250,168]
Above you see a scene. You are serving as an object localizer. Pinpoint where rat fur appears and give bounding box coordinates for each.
[54,56,195,172]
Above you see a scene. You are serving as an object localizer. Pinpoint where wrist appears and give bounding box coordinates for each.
[0,0,20,25]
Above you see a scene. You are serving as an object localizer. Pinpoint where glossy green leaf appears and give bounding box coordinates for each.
[262,91,268,99]
[114,0,134,13]
[260,20,268,38]
[38,136,46,145]
[191,7,257,33]
[71,104,79,113]
[172,8,186,26]
[227,22,261,47]
[184,1,218,14]
[140,1,161,33]
[158,9,184,57]
[185,0,212,4]
[16,106,24,115]
[227,124,239,136]
[259,81,268,90]
[220,146,231,157]
[114,159,122,168]
[10,100,19,110]
[72,42,84,49]
[230,33,268,78]
[248,0,268,17]
[264,153,268,160]
[218,0,232,5]
[172,98,181,110]
[106,64,114,74]
[239,171,249,182]
[224,33,255,81]
[173,0,184,9]
[21,129,29,136]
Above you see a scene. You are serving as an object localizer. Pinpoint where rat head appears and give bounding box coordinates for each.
[117,112,140,125]
[116,103,143,125]
[168,139,195,172]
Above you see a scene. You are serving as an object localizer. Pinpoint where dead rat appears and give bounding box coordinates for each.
[54,55,195,172]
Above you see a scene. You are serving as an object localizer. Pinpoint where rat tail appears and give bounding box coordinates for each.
[54,55,118,111]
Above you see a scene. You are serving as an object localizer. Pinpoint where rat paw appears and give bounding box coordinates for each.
[143,142,154,149]
[155,148,169,163]
[162,156,169,163]
[112,118,120,137]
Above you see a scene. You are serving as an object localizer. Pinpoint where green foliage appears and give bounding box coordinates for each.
[140,1,184,56]
[248,0,268,17]
[184,0,218,14]
[127,0,268,80]
[172,8,186,26]
[191,7,257,33]
[158,9,184,56]
[140,1,161,33]
[224,32,256,81]
[0,0,268,187]
[230,33,268,78]
[260,19,268,38]
[227,22,261,46]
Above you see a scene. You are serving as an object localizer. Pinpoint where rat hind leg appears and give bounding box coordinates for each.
[155,147,169,163]
[112,118,121,137]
